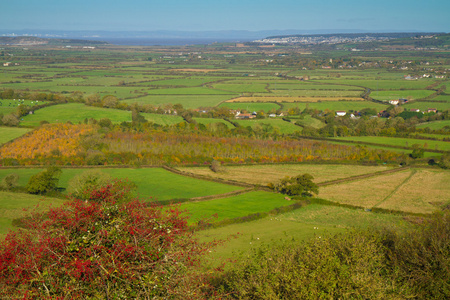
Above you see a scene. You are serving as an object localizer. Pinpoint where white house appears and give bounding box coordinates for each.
[336,111,346,117]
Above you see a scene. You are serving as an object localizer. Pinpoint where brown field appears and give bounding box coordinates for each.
[178,164,391,186]
[376,169,450,214]
[227,96,364,102]
[318,170,412,209]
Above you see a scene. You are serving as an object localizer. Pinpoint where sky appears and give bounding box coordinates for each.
[1,0,449,33]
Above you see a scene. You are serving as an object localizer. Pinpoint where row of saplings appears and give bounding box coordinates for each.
[0,169,449,299]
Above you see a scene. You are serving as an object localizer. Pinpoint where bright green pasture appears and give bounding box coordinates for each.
[433,95,450,102]
[0,127,32,145]
[219,102,281,112]
[193,118,235,129]
[136,77,228,87]
[403,101,450,111]
[289,115,325,128]
[0,191,67,235]
[197,203,403,261]
[370,90,435,101]
[141,113,184,125]
[181,191,291,224]
[0,100,48,114]
[0,168,243,202]
[269,83,364,91]
[417,120,450,130]
[145,87,235,95]
[122,95,237,108]
[20,103,132,127]
[233,118,302,134]
[282,101,388,111]
[315,79,435,90]
[260,89,363,97]
[335,136,450,151]
[212,83,269,93]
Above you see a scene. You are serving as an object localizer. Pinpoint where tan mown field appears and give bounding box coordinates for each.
[226,96,364,102]
[376,169,450,214]
[318,170,412,209]
[178,164,391,186]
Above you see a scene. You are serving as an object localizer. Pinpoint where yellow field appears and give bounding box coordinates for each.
[376,169,450,214]
[226,96,364,102]
[318,170,412,209]
[178,164,391,186]
[319,169,450,214]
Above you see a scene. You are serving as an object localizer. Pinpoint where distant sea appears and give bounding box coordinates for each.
[86,37,249,46]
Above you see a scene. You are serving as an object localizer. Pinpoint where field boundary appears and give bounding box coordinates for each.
[371,169,417,209]
[317,166,410,187]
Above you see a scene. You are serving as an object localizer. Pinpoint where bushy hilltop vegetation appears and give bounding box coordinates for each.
[0,39,449,298]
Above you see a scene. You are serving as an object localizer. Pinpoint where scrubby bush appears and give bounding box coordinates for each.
[26,167,62,195]
[0,173,19,190]
[269,173,318,197]
[0,180,222,299]
[67,169,112,200]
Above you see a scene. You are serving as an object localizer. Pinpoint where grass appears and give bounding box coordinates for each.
[193,118,235,129]
[219,102,281,112]
[370,90,435,101]
[402,101,450,111]
[416,120,450,130]
[122,95,237,108]
[0,168,244,202]
[228,96,364,103]
[180,191,291,224]
[233,118,302,134]
[196,202,404,262]
[20,103,132,127]
[315,79,436,90]
[0,127,32,145]
[178,164,392,186]
[291,115,325,128]
[258,90,363,97]
[335,136,450,151]
[141,113,184,126]
[0,191,67,235]
[282,101,388,112]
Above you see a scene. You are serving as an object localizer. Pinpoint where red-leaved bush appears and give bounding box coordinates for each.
[0,180,222,299]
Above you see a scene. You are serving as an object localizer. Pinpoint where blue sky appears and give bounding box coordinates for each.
[1,0,449,32]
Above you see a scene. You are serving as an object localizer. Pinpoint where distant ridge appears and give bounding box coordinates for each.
[0,36,109,46]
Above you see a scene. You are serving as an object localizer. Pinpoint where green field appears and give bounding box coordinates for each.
[122,95,237,108]
[315,79,436,90]
[282,101,388,112]
[417,120,450,130]
[196,203,404,261]
[142,113,184,125]
[180,191,292,224]
[370,90,435,101]
[193,117,235,129]
[336,136,450,151]
[0,168,244,201]
[233,118,302,134]
[0,191,67,235]
[219,102,281,112]
[0,127,32,145]
[403,101,450,111]
[20,103,132,127]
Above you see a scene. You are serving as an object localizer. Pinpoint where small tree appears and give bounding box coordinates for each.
[26,167,62,194]
[270,173,318,197]
[0,173,19,190]
[210,160,224,173]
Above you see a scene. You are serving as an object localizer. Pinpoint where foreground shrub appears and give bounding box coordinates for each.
[216,231,393,299]
[0,181,221,299]
[215,211,450,299]
[26,166,62,195]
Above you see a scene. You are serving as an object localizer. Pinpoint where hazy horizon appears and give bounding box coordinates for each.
[1,0,448,34]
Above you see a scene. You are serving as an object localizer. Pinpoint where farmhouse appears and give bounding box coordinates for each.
[389,100,399,105]
[236,113,256,119]
[410,108,420,113]
[336,111,347,117]
[427,108,437,113]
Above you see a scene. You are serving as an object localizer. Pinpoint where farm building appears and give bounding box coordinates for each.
[336,111,347,117]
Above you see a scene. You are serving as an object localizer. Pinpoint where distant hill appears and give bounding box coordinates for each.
[0,36,109,46]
